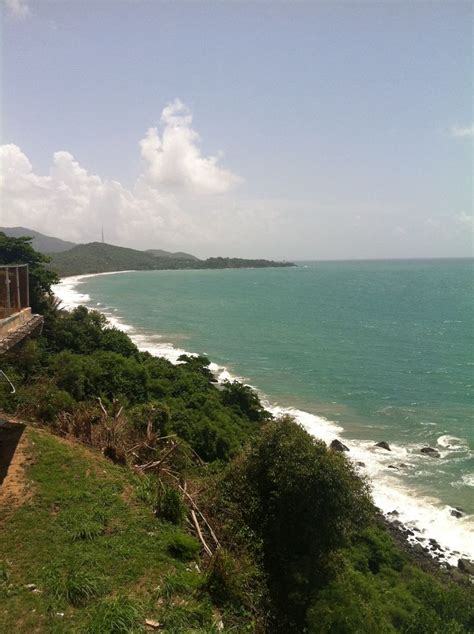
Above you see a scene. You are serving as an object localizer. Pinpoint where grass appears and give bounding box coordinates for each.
[0,426,243,632]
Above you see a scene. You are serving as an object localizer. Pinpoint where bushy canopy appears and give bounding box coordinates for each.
[225,416,372,631]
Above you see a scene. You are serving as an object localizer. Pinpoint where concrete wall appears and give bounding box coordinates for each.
[0,308,33,339]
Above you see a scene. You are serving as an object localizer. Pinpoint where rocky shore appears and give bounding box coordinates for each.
[329,437,474,581]
[380,512,474,582]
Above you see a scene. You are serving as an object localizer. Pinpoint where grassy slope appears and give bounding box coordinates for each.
[0,427,232,633]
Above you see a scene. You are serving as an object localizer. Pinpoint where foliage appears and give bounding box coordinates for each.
[205,548,265,612]
[0,231,59,312]
[224,416,372,631]
[221,380,272,422]
[45,306,138,357]
[167,533,200,561]
[306,525,474,633]
[156,486,186,525]
[128,401,170,437]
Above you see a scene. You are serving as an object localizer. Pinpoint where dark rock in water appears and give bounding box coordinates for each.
[388,510,399,517]
[458,559,474,575]
[420,446,441,458]
[356,461,366,467]
[429,538,441,548]
[450,508,464,519]
[375,441,391,451]
[330,439,349,452]
[388,464,399,470]
[399,463,409,468]
[405,529,414,536]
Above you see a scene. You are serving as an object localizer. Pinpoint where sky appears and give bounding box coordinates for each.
[0,0,472,260]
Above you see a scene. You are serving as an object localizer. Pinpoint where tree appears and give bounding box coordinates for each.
[0,231,59,313]
[221,380,272,423]
[225,416,371,632]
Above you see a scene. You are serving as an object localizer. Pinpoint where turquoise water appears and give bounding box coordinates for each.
[58,259,474,558]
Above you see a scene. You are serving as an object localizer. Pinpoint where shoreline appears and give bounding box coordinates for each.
[52,270,474,568]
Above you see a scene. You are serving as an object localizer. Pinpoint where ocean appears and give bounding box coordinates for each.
[54,259,474,563]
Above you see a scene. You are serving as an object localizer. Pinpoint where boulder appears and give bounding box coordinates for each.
[420,447,441,458]
[388,465,399,470]
[356,461,366,467]
[330,439,349,452]
[450,508,464,519]
[458,559,474,575]
[375,441,391,451]
[387,509,399,517]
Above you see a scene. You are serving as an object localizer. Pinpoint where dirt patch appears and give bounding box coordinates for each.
[0,420,33,511]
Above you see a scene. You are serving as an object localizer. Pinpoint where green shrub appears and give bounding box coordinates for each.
[157,570,201,600]
[85,595,144,633]
[16,382,75,422]
[156,486,185,525]
[44,565,102,607]
[71,521,104,541]
[205,548,259,608]
[167,533,200,561]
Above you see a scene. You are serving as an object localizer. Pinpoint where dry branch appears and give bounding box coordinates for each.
[191,510,213,557]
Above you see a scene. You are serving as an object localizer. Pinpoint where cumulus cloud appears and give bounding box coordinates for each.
[4,0,31,19]
[455,212,473,227]
[140,99,241,194]
[450,124,474,138]
[0,100,245,250]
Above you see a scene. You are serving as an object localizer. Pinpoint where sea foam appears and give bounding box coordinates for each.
[53,273,474,565]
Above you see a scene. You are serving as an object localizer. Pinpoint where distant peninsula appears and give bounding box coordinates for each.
[0,227,295,277]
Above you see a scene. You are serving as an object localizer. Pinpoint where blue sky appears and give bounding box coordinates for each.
[1,1,472,259]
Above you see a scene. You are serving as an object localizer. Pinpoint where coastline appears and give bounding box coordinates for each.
[52,270,474,568]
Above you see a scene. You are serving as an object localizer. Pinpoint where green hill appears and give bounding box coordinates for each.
[48,242,295,277]
[48,242,164,276]
[0,226,77,253]
[146,248,200,261]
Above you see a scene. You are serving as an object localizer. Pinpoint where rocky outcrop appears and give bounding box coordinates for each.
[375,441,391,451]
[458,559,474,575]
[420,447,441,458]
[450,508,464,519]
[330,439,349,452]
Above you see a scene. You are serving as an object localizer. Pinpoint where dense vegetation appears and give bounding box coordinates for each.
[47,242,295,276]
[0,234,472,632]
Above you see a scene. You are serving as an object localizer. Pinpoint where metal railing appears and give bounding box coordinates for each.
[0,264,30,319]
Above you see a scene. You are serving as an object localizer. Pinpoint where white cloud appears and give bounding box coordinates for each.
[450,124,474,138]
[455,212,474,227]
[4,0,31,19]
[139,99,241,194]
[0,100,244,251]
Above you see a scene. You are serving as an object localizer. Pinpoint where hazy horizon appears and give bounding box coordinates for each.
[1,1,472,260]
